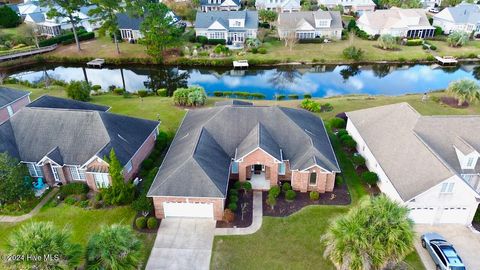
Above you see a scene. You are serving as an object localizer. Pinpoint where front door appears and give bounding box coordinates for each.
[253,164,264,174]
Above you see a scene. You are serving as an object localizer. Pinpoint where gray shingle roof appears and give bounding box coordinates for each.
[0,107,159,167]
[148,105,339,198]
[200,0,241,6]
[116,12,143,30]
[347,103,463,202]
[195,10,259,30]
[440,3,480,24]
[28,95,110,112]
[27,12,45,23]
[277,11,343,31]
[0,87,29,109]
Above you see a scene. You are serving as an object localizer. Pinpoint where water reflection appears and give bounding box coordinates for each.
[8,63,480,99]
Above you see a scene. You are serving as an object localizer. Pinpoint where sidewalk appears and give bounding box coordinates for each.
[0,188,58,223]
[215,191,263,236]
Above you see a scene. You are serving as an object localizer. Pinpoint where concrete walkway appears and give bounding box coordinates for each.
[146,218,216,270]
[215,191,263,236]
[0,188,58,223]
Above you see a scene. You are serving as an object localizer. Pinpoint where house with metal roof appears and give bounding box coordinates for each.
[277,10,343,40]
[147,102,340,220]
[433,3,480,35]
[357,7,435,38]
[194,10,259,45]
[346,103,480,225]
[0,106,159,191]
[255,0,301,13]
[200,0,241,12]
[0,87,30,124]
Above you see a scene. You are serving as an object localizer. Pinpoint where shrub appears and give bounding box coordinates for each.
[64,196,77,205]
[282,182,292,192]
[301,99,321,112]
[335,175,344,187]
[288,94,299,99]
[447,31,469,47]
[229,189,238,196]
[66,80,90,101]
[229,194,239,203]
[242,181,252,191]
[330,117,346,129]
[340,134,352,142]
[138,90,148,97]
[268,186,281,198]
[79,200,89,208]
[258,47,267,54]
[223,209,235,222]
[377,34,397,50]
[0,6,20,28]
[285,190,296,201]
[147,217,158,229]
[405,39,423,46]
[298,38,324,44]
[337,129,348,137]
[434,26,443,36]
[173,86,207,107]
[59,183,89,197]
[135,217,147,229]
[228,202,238,212]
[208,39,226,45]
[196,36,208,44]
[132,196,153,214]
[266,194,277,210]
[213,44,229,54]
[351,155,366,168]
[309,191,319,201]
[276,94,286,100]
[233,181,242,189]
[321,103,334,112]
[142,159,154,170]
[343,46,364,61]
[343,138,357,149]
[114,88,125,95]
[362,171,379,185]
[304,94,312,99]
[213,91,223,97]
[92,85,102,91]
[157,88,167,97]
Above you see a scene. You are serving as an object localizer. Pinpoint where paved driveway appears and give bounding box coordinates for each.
[414,225,480,270]
[146,218,216,270]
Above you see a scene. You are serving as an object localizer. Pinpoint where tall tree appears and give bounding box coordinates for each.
[378,0,421,8]
[258,9,277,29]
[140,3,182,62]
[86,224,142,270]
[101,149,135,205]
[0,5,20,28]
[447,79,480,106]
[89,0,123,54]
[323,195,414,270]
[0,152,33,204]
[8,222,82,269]
[41,0,87,51]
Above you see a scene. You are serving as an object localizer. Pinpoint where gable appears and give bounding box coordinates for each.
[208,20,227,30]
[221,0,239,6]
[297,19,315,30]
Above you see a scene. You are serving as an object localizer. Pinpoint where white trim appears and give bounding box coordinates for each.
[92,172,110,188]
[0,93,30,110]
[309,171,317,186]
[150,195,226,199]
[80,155,107,170]
[321,118,341,172]
[235,147,281,163]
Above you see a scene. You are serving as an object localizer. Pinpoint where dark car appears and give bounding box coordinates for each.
[421,233,466,270]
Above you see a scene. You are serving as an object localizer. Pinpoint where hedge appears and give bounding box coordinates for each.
[59,183,89,197]
[39,30,89,47]
[298,38,324,44]
[405,39,423,46]
[208,39,226,45]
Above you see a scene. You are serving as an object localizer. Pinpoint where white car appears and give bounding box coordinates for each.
[428,7,440,13]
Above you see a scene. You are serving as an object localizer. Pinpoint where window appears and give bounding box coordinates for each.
[125,161,133,173]
[69,166,86,180]
[440,182,454,193]
[231,161,239,174]
[93,173,110,188]
[27,163,44,177]
[6,105,13,117]
[309,172,317,186]
[467,157,474,167]
[51,166,60,182]
[278,162,286,175]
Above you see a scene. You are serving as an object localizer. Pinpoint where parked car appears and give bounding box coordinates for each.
[428,7,440,13]
[421,233,466,270]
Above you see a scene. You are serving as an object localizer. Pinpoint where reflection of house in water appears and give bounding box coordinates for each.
[230,69,246,76]
[306,65,337,73]
[459,64,477,73]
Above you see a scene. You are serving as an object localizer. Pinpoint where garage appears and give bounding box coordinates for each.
[163,202,214,219]
[409,207,436,224]
[438,207,470,224]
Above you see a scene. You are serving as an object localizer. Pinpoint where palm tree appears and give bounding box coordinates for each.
[447,31,469,47]
[446,79,480,106]
[86,224,142,270]
[8,222,82,269]
[322,195,414,270]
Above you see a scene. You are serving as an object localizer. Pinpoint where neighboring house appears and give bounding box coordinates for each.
[255,0,301,13]
[317,0,375,15]
[27,95,110,111]
[357,7,435,38]
[195,10,259,44]
[0,105,159,191]
[0,87,30,124]
[22,4,100,37]
[346,103,480,225]
[200,0,241,12]
[421,0,441,8]
[433,3,480,34]
[277,10,343,40]
[147,102,340,220]
[116,11,180,41]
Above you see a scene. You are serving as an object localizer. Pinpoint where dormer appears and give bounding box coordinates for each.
[453,136,479,170]
[314,19,331,28]
[313,12,332,28]
[229,19,244,28]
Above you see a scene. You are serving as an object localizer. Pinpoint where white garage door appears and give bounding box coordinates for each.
[163,202,214,219]
[438,207,470,224]
[409,207,436,224]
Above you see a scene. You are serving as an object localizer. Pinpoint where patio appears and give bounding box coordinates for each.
[248,173,270,190]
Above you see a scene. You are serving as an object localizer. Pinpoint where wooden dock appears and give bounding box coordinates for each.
[87,58,105,68]
[435,56,458,65]
[233,60,248,68]
[0,44,58,62]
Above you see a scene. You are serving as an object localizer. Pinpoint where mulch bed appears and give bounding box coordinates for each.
[132,212,161,233]
[263,183,351,217]
[473,223,480,232]
[216,191,253,228]
[440,96,469,108]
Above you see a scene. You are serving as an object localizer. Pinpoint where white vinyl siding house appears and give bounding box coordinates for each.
[195,11,259,44]
[255,0,301,13]
[432,4,480,35]
[277,11,343,40]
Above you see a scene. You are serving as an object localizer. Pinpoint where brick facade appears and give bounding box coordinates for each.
[123,130,157,180]
[291,167,336,193]
[238,148,280,187]
[0,95,30,123]
[152,197,225,220]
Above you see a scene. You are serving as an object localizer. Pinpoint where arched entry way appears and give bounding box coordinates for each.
[247,164,271,190]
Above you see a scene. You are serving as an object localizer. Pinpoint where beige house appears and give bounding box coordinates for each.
[277,10,343,40]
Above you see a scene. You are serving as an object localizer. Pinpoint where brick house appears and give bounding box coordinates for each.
[0,87,30,124]
[148,101,340,220]
[0,99,159,191]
